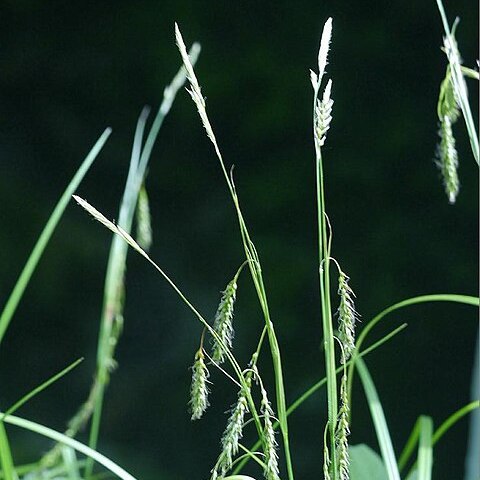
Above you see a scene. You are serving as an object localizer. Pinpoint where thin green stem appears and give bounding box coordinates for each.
[1,358,84,421]
[314,78,337,476]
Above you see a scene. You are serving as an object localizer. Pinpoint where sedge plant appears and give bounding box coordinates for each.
[0,2,478,480]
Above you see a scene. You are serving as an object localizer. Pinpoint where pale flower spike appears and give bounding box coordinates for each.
[318,17,333,80]
[189,348,210,420]
[211,279,237,364]
[260,382,280,480]
[175,23,216,145]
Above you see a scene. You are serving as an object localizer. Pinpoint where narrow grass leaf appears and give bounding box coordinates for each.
[2,413,137,480]
[356,358,400,480]
[0,128,111,348]
[0,422,16,480]
[1,358,83,421]
[416,416,433,480]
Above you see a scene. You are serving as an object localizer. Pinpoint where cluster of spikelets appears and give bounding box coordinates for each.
[434,24,479,204]
[310,17,334,152]
[188,271,279,480]
[436,65,460,204]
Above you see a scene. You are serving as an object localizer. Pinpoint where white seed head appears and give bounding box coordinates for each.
[318,17,333,80]
[189,348,210,420]
[310,69,319,90]
[315,80,334,148]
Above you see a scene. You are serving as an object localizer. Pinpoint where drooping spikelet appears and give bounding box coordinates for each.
[437,115,460,204]
[335,374,351,480]
[135,183,153,251]
[336,271,358,364]
[189,348,210,420]
[315,79,334,148]
[436,72,460,204]
[260,382,280,480]
[211,279,237,363]
[212,372,253,478]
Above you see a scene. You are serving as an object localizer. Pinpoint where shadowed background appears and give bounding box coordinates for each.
[0,0,478,479]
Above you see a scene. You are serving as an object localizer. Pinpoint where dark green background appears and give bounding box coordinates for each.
[0,1,478,479]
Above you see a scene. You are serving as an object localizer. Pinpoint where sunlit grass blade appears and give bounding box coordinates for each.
[0,128,112,348]
[356,358,401,480]
[416,416,433,480]
[1,358,83,421]
[2,413,137,480]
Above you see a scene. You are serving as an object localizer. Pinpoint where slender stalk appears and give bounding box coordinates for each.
[316,146,337,475]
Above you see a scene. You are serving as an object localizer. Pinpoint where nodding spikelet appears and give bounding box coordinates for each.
[437,116,459,204]
[336,374,351,480]
[436,72,460,204]
[214,372,253,477]
[260,383,280,480]
[135,184,153,251]
[315,79,334,147]
[336,271,358,363]
[211,279,237,363]
[189,348,210,420]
